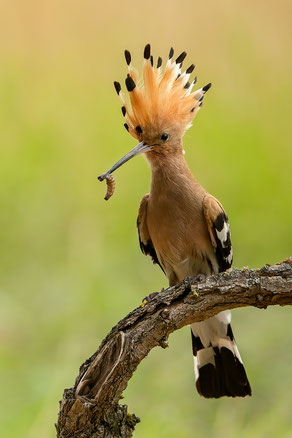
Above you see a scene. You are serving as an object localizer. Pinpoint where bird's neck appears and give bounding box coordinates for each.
[148,150,197,197]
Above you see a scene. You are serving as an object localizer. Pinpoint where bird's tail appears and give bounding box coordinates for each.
[191,310,251,398]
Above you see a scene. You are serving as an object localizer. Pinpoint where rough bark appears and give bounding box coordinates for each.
[56,259,292,438]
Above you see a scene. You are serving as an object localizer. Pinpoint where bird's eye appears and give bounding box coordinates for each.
[160,133,169,142]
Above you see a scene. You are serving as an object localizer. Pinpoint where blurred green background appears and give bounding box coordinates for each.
[0,1,291,437]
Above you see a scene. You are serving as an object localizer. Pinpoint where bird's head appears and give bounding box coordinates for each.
[99,44,211,178]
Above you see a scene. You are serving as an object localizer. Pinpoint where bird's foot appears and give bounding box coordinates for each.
[141,292,159,307]
[185,274,206,284]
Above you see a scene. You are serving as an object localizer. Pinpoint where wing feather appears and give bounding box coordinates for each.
[203,194,233,272]
[137,194,164,272]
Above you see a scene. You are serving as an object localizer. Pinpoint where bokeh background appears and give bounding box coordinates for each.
[0,1,291,437]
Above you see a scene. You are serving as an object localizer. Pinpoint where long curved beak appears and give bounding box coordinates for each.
[98,141,152,181]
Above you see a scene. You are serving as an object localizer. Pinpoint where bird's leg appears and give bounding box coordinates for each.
[184,274,206,284]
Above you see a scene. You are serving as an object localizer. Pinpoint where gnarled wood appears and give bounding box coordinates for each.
[56,259,292,438]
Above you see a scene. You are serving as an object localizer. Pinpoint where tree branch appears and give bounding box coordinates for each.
[56,259,292,438]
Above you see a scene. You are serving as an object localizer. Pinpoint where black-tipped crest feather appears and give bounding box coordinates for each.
[202,83,212,93]
[124,50,131,65]
[176,51,187,64]
[144,44,151,59]
[125,76,136,92]
[186,64,195,74]
[114,81,121,95]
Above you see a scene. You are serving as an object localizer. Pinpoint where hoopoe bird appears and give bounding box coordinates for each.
[99,44,251,398]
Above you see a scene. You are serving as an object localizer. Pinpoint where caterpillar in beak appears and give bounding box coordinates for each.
[98,173,116,201]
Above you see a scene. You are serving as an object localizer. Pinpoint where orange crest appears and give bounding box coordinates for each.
[114,44,211,140]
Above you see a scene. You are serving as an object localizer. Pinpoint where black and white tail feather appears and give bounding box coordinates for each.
[191,312,251,398]
[191,195,252,398]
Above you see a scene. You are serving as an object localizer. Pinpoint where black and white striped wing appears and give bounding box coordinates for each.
[203,194,233,272]
[192,195,251,398]
[137,194,164,273]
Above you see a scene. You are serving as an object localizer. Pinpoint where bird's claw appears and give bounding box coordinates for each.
[141,292,159,307]
[185,274,206,284]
